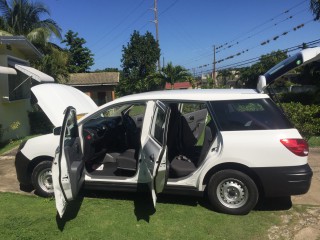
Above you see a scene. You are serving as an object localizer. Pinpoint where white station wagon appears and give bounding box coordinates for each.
[15,48,318,216]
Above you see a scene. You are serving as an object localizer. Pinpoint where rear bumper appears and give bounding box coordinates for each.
[252,164,313,197]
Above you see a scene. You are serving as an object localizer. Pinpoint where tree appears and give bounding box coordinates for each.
[33,44,69,82]
[94,67,119,72]
[217,69,234,86]
[62,30,94,73]
[239,50,288,88]
[0,0,69,81]
[117,30,160,95]
[0,0,61,46]
[158,62,192,88]
[310,0,320,20]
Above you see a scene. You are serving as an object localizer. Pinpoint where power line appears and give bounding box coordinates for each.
[216,7,308,53]
[94,9,151,61]
[187,18,315,71]
[180,0,309,67]
[195,39,320,76]
[94,0,179,64]
[91,0,146,48]
[216,0,308,50]
[159,0,179,16]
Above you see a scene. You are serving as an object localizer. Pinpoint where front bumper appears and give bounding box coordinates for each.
[15,150,32,185]
[252,164,313,197]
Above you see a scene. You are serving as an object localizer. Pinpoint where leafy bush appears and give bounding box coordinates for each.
[28,111,53,135]
[277,92,316,105]
[0,124,3,143]
[281,103,320,140]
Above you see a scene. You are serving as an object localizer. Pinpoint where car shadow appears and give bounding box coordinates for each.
[254,196,292,211]
[83,190,293,219]
[19,184,34,193]
[55,192,84,231]
[84,189,203,220]
[84,186,156,223]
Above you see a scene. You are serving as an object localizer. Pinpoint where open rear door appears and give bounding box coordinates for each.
[139,100,170,207]
[52,106,85,218]
[257,47,320,92]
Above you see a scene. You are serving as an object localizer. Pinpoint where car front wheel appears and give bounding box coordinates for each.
[31,161,54,198]
[208,169,259,215]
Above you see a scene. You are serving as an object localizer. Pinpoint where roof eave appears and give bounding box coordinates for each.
[0,35,43,60]
[66,83,119,87]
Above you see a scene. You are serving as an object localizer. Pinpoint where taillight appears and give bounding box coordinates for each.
[280,139,309,156]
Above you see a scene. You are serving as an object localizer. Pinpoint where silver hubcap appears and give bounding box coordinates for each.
[216,178,248,209]
[38,169,53,193]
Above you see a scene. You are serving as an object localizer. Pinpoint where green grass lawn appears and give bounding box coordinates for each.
[0,192,287,240]
[309,136,320,147]
[0,135,38,155]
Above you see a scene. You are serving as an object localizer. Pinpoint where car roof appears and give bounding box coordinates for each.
[113,89,266,102]
[78,89,270,123]
[95,89,268,110]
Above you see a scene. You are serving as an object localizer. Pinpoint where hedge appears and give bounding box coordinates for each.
[28,111,53,135]
[280,102,320,140]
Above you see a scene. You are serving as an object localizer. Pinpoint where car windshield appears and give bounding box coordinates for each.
[103,104,132,117]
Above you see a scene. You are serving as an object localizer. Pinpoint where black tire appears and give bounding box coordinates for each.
[207,170,258,215]
[31,161,54,198]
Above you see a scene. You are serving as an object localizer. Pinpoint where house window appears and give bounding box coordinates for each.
[7,57,31,101]
[8,70,31,101]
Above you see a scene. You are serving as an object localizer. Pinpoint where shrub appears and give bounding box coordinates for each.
[0,124,3,143]
[277,92,315,105]
[280,102,320,140]
[28,110,53,135]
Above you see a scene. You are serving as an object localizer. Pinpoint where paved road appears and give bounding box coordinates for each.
[0,147,319,206]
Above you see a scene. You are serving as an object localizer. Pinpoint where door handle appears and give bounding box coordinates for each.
[149,154,154,162]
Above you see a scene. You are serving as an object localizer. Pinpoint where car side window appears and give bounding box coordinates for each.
[211,99,293,131]
[65,109,78,140]
[150,106,166,145]
[128,104,146,117]
[181,103,206,114]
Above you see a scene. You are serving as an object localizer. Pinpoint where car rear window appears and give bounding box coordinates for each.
[210,98,293,131]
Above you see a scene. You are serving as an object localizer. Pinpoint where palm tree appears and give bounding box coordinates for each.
[0,0,68,82]
[310,0,320,20]
[160,62,192,89]
[0,0,61,46]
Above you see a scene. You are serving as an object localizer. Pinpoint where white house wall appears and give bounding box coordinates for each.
[0,52,31,142]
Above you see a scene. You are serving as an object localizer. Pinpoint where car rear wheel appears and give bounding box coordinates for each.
[208,169,258,215]
[32,161,54,198]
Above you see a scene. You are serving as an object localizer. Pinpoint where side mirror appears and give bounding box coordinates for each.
[53,127,62,135]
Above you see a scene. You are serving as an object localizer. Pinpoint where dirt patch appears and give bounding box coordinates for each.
[1,147,320,240]
[0,156,21,193]
[268,147,320,240]
[291,148,320,206]
[268,206,320,240]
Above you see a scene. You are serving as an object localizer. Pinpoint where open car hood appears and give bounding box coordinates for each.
[31,83,98,127]
[257,47,320,92]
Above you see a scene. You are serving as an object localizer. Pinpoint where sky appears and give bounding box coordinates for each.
[45,0,320,75]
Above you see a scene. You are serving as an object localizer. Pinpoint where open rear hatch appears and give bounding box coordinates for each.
[31,83,98,127]
[257,47,320,92]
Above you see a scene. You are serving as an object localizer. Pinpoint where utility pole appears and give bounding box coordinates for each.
[212,45,216,88]
[153,0,161,71]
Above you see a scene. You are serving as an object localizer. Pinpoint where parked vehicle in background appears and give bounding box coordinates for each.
[16,47,320,216]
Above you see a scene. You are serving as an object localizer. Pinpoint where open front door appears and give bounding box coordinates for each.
[52,106,85,218]
[139,101,170,207]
